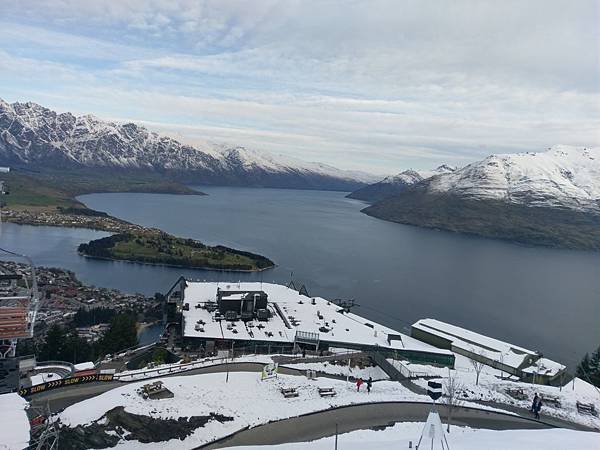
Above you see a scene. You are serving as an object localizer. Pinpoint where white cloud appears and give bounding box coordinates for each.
[1,0,598,174]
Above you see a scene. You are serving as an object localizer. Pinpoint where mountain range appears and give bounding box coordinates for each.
[0,99,375,191]
[347,164,456,203]
[361,146,600,250]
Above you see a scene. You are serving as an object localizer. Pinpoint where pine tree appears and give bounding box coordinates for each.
[100,313,138,355]
[577,348,600,388]
[588,346,600,387]
[38,324,67,361]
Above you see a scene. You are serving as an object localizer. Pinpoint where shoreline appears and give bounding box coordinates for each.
[78,252,275,273]
[3,208,275,273]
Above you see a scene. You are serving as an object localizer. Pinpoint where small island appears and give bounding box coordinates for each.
[78,231,275,272]
[3,170,276,272]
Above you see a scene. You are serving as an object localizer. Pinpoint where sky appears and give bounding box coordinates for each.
[1,0,599,175]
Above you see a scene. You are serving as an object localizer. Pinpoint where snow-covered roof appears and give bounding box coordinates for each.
[74,361,95,371]
[412,318,539,369]
[182,282,450,355]
[0,393,30,450]
[521,358,566,378]
[30,371,64,387]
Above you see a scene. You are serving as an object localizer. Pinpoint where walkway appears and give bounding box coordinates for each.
[200,401,556,449]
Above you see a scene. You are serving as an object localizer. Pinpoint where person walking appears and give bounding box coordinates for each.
[534,395,543,420]
[366,377,373,394]
[531,393,539,415]
[356,377,364,392]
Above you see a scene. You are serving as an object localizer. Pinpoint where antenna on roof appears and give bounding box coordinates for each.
[334,299,357,313]
[287,271,297,290]
[298,284,310,297]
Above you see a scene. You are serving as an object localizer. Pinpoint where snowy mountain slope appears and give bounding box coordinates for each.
[427,146,600,212]
[347,164,456,203]
[0,99,374,190]
[362,146,600,250]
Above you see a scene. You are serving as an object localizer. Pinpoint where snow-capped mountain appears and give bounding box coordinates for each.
[362,146,600,250]
[0,99,374,190]
[426,146,600,213]
[347,165,456,202]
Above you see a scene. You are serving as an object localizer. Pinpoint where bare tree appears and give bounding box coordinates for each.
[469,349,485,385]
[443,368,464,433]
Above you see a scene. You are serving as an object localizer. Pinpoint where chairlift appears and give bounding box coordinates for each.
[0,248,40,358]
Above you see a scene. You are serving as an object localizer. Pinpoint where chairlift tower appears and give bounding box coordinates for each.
[0,166,41,360]
[28,402,60,450]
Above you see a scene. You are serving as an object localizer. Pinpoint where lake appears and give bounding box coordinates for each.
[2,186,599,368]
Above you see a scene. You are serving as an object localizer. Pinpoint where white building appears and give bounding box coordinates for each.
[166,278,454,367]
[411,318,566,384]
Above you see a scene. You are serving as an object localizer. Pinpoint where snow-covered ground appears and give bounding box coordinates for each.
[282,360,389,381]
[225,421,600,450]
[0,393,30,450]
[58,372,428,449]
[407,354,600,430]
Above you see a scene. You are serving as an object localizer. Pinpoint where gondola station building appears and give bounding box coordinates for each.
[166,278,454,367]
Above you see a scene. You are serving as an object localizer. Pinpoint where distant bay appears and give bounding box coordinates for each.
[1,186,599,369]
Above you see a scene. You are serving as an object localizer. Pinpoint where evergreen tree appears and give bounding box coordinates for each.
[16,338,37,357]
[576,347,600,387]
[100,314,138,355]
[588,346,600,386]
[38,324,67,361]
[62,333,96,363]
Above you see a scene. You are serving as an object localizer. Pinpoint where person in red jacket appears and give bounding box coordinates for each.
[356,377,364,392]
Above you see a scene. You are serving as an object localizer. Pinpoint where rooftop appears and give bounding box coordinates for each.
[182,282,449,355]
[412,318,563,371]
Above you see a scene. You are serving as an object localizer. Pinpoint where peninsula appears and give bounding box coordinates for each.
[2,171,274,272]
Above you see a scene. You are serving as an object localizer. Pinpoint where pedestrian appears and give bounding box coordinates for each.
[356,377,364,392]
[302,348,306,358]
[531,393,539,415]
[366,377,372,394]
[535,395,543,420]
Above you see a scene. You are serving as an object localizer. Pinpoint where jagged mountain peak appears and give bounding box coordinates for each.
[433,164,457,173]
[0,98,373,191]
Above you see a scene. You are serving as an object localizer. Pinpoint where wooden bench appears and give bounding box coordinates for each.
[318,387,336,397]
[576,401,597,416]
[542,395,561,408]
[281,387,299,398]
[505,388,528,400]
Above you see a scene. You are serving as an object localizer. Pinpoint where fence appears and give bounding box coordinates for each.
[387,358,434,379]
[114,354,267,382]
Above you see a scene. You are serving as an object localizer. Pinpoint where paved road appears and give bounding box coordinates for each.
[200,401,556,449]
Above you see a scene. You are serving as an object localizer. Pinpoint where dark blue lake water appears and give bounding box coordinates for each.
[2,186,599,368]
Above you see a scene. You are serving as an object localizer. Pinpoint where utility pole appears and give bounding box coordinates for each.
[226,341,234,383]
[346,356,351,384]
[334,423,338,450]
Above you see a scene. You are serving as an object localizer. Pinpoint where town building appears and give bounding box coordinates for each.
[166,278,454,367]
[411,318,566,385]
